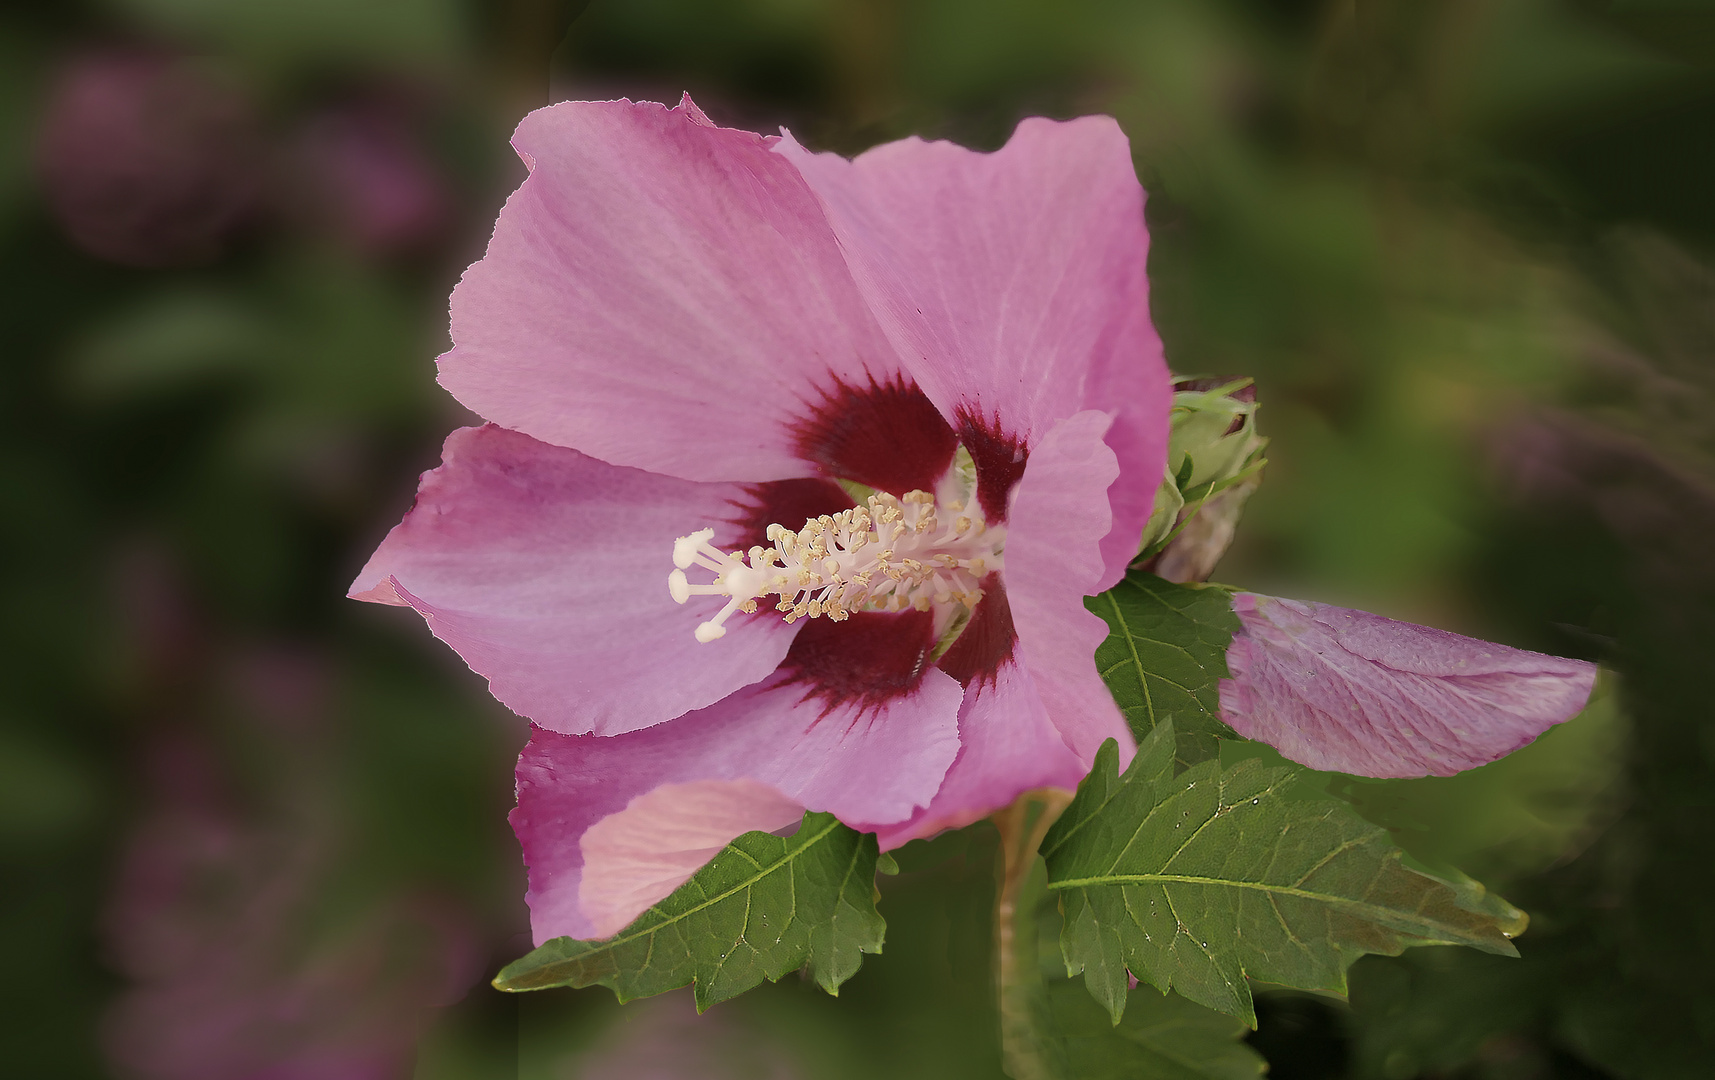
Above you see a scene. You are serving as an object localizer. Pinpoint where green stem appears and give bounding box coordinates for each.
[992,789,1073,1080]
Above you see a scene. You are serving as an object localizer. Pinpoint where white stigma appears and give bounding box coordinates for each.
[666,490,1003,644]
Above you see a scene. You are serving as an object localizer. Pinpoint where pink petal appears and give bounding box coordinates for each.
[513,668,962,942]
[776,116,1170,583]
[578,779,805,938]
[440,97,908,484]
[1219,594,1599,778]
[872,660,1084,849]
[349,425,797,736]
[1003,411,1135,766]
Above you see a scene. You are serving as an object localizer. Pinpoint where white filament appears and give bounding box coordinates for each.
[667,490,1002,645]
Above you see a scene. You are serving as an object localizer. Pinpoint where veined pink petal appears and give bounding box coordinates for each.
[578,779,805,938]
[1089,367,1172,590]
[872,661,1084,849]
[776,116,1170,581]
[1219,594,1599,778]
[349,425,797,736]
[440,97,908,484]
[1003,411,1135,767]
[513,668,962,942]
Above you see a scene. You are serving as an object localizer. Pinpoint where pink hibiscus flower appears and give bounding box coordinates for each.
[351,96,1169,941]
[353,97,1596,947]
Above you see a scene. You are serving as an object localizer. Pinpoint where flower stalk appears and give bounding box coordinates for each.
[992,788,1075,1080]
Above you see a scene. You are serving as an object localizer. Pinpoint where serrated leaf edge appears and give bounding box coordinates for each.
[494,813,849,994]
[1047,722,1524,1027]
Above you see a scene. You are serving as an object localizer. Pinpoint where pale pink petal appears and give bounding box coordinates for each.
[777,116,1170,582]
[872,661,1084,849]
[1219,594,1599,778]
[1003,411,1135,766]
[578,779,805,937]
[513,668,963,942]
[440,97,907,483]
[349,425,797,736]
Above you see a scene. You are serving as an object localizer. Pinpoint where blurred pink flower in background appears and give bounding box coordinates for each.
[37,50,260,268]
[288,96,451,256]
[102,649,483,1080]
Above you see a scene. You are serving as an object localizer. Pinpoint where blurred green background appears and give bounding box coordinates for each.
[3,0,1713,1077]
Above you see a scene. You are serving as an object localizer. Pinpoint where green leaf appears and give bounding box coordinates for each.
[1086,571,1240,768]
[1045,982,1266,1080]
[1042,725,1526,1027]
[493,812,884,1010]
[1174,452,1196,490]
[991,834,1263,1080]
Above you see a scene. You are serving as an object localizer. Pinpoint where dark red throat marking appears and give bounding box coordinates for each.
[957,410,1029,523]
[780,609,937,717]
[934,574,1016,689]
[719,387,1025,712]
[727,480,952,715]
[792,374,957,497]
[725,477,853,551]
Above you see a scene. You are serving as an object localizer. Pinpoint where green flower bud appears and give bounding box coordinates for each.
[1137,376,1267,581]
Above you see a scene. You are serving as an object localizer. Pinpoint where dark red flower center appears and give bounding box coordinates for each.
[791,373,959,498]
[713,376,1026,712]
